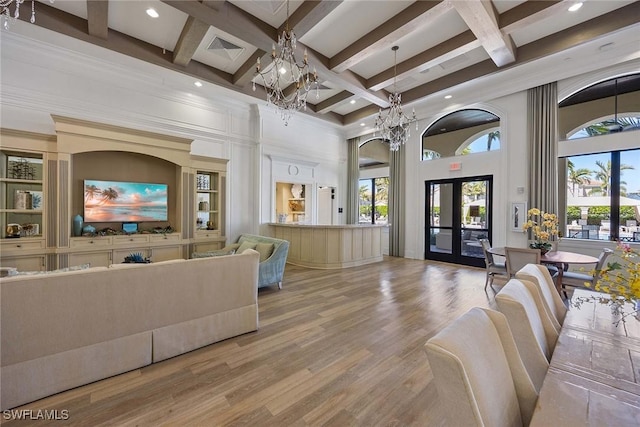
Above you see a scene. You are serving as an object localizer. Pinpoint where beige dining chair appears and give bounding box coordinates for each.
[424,307,539,426]
[516,263,567,329]
[496,279,557,385]
[480,239,508,291]
[561,248,613,296]
[505,247,541,278]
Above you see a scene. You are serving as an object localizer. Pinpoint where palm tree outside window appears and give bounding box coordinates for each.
[563,150,639,241]
[359,177,389,225]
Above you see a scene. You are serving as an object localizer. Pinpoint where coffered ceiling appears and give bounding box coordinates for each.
[12,0,640,128]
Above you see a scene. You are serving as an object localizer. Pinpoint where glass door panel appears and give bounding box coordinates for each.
[426,176,492,267]
[461,179,489,258]
[428,182,453,254]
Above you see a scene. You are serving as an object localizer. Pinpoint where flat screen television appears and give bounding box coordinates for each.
[84,179,168,222]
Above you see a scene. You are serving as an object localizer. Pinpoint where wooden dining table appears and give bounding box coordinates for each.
[488,247,599,294]
[530,289,640,426]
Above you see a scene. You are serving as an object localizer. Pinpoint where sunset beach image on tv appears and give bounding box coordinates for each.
[84,180,168,222]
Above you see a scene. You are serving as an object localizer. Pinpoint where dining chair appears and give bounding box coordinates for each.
[496,279,559,371]
[561,248,613,296]
[479,239,508,291]
[424,307,539,427]
[516,264,567,329]
[505,247,540,278]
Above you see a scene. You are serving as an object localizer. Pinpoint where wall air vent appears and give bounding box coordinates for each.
[207,36,244,61]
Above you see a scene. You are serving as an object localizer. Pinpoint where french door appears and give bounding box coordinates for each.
[425,176,493,267]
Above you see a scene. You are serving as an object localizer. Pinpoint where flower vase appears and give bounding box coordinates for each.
[73,214,83,237]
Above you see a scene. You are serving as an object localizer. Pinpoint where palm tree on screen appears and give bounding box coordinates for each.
[100,187,119,204]
[84,184,100,202]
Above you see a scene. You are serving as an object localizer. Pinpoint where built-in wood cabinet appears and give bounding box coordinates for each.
[191,156,227,254]
[0,119,228,271]
[68,250,112,268]
[0,130,54,270]
[67,233,184,266]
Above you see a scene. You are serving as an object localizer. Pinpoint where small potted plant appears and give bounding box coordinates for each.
[123,252,151,264]
[522,208,559,254]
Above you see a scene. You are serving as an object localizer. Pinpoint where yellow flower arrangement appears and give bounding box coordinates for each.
[575,243,640,324]
[522,208,559,253]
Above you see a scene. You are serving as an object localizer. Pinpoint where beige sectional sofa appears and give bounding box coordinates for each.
[0,250,260,410]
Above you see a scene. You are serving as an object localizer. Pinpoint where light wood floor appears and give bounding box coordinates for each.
[3,257,498,426]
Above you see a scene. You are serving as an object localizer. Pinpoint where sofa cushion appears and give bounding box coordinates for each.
[237,241,257,254]
[255,242,274,262]
[222,243,241,252]
[191,249,236,259]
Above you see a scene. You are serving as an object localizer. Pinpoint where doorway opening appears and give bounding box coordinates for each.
[425,176,493,267]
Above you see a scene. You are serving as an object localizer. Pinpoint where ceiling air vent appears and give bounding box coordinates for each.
[207,36,244,61]
[254,0,285,14]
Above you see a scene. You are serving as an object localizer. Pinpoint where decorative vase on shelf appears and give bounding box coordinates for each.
[73,214,83,237]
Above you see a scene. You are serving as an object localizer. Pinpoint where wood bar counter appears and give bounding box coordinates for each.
[270,223,384,269]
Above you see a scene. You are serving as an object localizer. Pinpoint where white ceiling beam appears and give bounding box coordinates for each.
[163,0,389,107]
[453,0,516,67]
[368,0,568,92]
[233,0,342,88]
[330,1,452,73]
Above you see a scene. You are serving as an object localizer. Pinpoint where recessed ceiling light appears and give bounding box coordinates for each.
[350,100,356,105]
[444,95,452,99]
[146,8,159,18]
[279,67,287,75]
[568,2,582,12]
[194,81,203,87]
[360,123,365,127]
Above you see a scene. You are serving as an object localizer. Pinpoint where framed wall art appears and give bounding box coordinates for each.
[511,202,527,232]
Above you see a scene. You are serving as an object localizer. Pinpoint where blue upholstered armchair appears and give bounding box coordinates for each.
[236,234,289,289]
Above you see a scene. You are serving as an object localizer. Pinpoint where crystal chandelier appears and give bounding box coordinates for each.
[374,46,418,151]
[1,0,53,29]
[253,0,318,126]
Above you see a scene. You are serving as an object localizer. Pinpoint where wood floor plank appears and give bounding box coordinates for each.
[3,257,494,426]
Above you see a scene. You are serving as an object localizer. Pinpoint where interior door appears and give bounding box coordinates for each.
[425,176,492,267]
